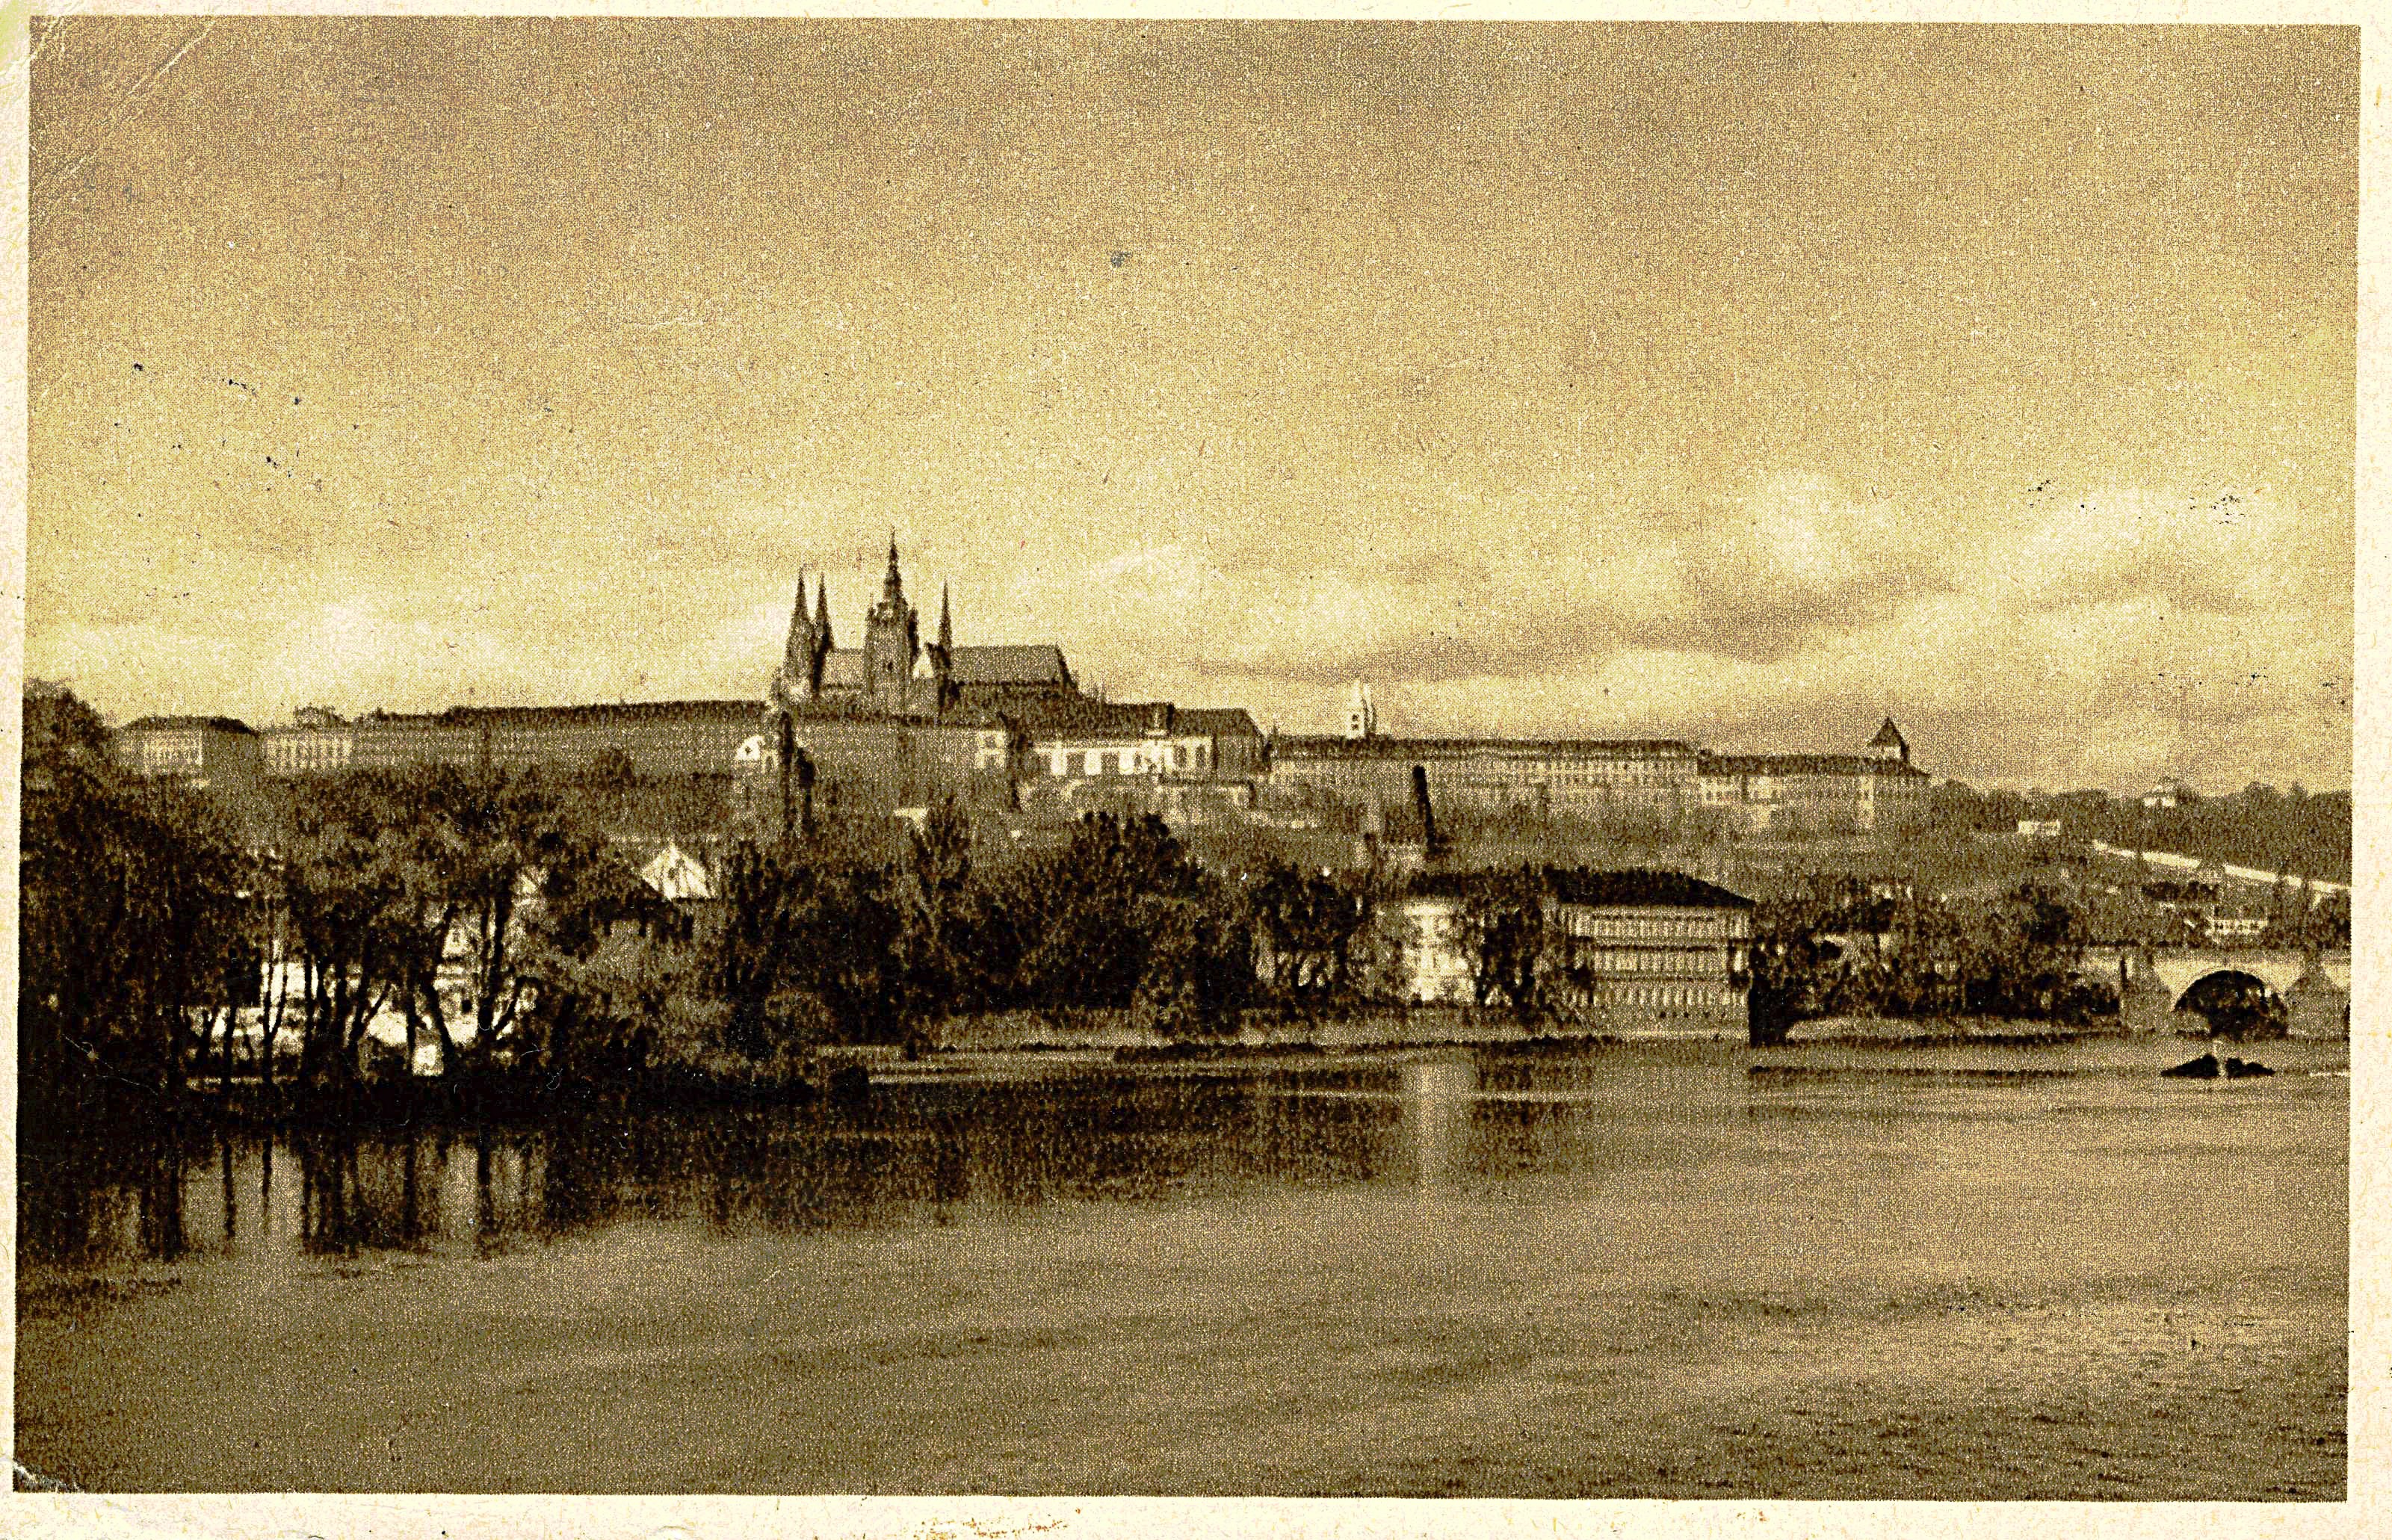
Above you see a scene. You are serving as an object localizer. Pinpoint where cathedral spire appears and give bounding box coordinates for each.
[883,531,903,599]
[815,575,832,650]
[938,583,953,652]
[785,568,815,658]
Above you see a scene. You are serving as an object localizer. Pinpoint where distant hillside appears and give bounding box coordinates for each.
[1932,782,2351,885]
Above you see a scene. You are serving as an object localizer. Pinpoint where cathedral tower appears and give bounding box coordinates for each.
[863,534,921,711]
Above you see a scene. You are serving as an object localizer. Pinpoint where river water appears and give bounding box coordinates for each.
[16,1036,2347,1497]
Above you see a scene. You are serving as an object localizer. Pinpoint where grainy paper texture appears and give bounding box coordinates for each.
[4,3,2379,1537]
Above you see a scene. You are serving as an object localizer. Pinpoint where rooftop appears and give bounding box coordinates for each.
[120,715,257,735]
[1273,735,1699,760]
[1007,699,1263,738]
[1699,752,1928,778]
[353,698,1009,731]
[952,643,1075,687]
[1405,866,1755,909]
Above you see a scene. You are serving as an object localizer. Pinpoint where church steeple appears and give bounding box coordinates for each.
[864,532,920,710]
[925,581,957,718]
[776,569,829,705]
[815,575,833,650]
[782,570,814,667]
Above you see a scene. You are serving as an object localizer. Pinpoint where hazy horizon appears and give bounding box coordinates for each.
[28,19,2356,796]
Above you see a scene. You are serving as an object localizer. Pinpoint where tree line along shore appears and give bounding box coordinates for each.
[22,684,2345,1145]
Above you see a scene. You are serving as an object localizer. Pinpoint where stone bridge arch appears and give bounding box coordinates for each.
[2093,947,2350,1038]
[2172,968,2278,1018]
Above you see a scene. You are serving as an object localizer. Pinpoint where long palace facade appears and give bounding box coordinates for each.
[115,545,1926,838]
[1264,686,1928,837]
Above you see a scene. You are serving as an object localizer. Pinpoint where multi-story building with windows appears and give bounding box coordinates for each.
[1693,720,1929,835]
[1276,690,1928,840]
[340,698,1028,815]
[1018,699,1265,782]
[1268,733,1705,824]
[1385,868,1755,1030]
[114,715,262,790]
[1007,697,1267,826]
[259,705,356,776]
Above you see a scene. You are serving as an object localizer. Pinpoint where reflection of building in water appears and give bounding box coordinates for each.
[1402,1057,1477,1187]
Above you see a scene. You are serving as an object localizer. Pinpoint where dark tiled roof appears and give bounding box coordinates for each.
[953,644,1074,685]
[1007,699,1265,740]
[435,700,763,727]
[1405,866,1754,909]
[1699,752,1926,778]
[345,697,1005,735]
[1178,707,1263,738]
[120,715,257,735]
[1007,698,1158,735]
[1272,735,1699,760]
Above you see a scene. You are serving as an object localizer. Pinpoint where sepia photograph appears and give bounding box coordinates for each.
[13,14,2357,1505]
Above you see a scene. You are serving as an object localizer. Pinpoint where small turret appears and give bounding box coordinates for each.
[1344,678,1377,740]
[926,582,956,715]
[1868,717,1909,764]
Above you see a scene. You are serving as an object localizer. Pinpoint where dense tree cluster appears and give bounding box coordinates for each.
[23,696,684,1141]
[31,682,2343,1135]
[1746,873,2122,1043]
[20,687,1330,1137]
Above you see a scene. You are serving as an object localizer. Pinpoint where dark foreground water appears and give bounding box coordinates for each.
[16,1036,2347,1497]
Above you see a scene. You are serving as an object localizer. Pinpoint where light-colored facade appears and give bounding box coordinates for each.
[260,707,356,776]
[1693,721,1929,835]
[115,716,262,789]
[1696,753,1929,835]
[1386,869,1755,1028]
[1270,735,1705,823]
[1025,702,1264,783]
[1277,703,1930,839]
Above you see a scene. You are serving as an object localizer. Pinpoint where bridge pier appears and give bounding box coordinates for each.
[2096,945,2350,1040]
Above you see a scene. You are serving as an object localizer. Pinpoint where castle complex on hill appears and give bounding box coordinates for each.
[111,537,1924,841]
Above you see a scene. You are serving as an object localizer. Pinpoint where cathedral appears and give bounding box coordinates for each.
[771,537,1081,720]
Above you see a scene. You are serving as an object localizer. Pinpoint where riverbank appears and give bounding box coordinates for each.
[75,1006,2314,1142]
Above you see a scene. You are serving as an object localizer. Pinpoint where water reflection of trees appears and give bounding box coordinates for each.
[296,1131,444,1255]
[19,1131,210,1267]
[23,1060,1648,1267]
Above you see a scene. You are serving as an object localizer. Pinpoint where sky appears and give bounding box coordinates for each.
[27,19,2356,794]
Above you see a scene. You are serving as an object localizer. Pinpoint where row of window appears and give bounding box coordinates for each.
[1560,947,1737,975]
[1583,983,1740,1010]
[1044,743,1214,777]
[1562,915,1746,941]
